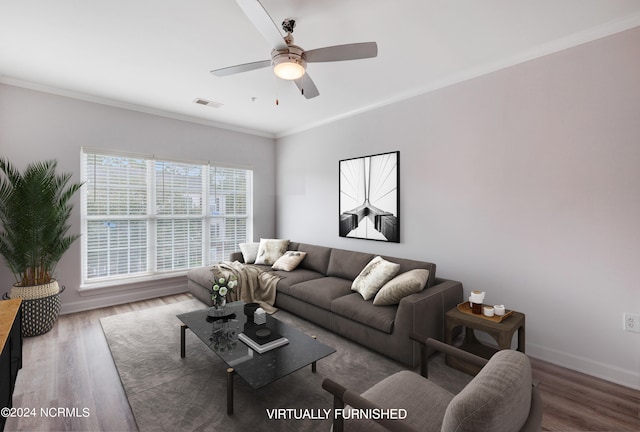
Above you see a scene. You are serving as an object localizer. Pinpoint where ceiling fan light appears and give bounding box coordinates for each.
[271,48,306,80]
[273,60,305,80]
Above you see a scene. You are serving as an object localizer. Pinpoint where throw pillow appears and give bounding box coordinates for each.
[272,251,307,271]
[254,238,289,265]
[351,256,401,301]
[373,269,430,306]
[239,242,260,264]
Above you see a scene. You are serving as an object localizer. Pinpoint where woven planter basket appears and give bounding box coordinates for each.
[10,279,60,300]
[4,280,64,337]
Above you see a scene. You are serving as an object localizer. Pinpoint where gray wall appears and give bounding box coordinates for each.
[0,83,276,312]
[275,27,640,388]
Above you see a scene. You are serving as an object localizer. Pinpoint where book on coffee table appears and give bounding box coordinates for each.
[238,325,289,354]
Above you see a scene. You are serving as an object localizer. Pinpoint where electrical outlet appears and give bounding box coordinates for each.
[623,313,640,333]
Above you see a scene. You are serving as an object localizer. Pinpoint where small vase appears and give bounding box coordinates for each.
[208,296,227,317]
[215,296,227,311]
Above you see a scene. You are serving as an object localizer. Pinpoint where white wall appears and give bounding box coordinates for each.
[0,83,276,313]
[275,27,640,389]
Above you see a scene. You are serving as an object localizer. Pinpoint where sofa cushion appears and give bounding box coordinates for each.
[288,277,353,310]
[255,238,289,265]
[239,242,260,264]
[243,263,271,273]
[327,248,375,280]
[330,293,396,333]
[351,256,401,300]
[272,268,326,295]
[373,269,429,306]
[297,243,332,275]
[381,255,437,289]
[272,251,307,271]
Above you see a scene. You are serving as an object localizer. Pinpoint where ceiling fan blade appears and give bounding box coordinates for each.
[294,74,319,99]
[304,42,378,63]
[210,60,271,77]
[235,0,287,51]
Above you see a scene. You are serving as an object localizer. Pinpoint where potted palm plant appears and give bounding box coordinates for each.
[0,158,82,336]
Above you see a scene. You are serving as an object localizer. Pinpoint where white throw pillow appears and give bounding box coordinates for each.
[272,251,307,271]
[254,238,289,265]
[351,256,400,301]
[373,269,430,306]
[239,242,260,264]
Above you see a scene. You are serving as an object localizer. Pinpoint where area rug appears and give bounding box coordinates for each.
[100,299,471,432]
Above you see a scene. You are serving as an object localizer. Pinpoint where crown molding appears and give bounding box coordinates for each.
[0,76,276,139]
[275,17,640,138]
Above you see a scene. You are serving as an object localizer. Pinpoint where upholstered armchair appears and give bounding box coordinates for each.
[322,338,542,432]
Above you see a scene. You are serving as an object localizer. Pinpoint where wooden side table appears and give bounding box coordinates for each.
[445,305,525,375]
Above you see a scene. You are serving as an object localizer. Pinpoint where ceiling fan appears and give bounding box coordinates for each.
[210,0,378,99]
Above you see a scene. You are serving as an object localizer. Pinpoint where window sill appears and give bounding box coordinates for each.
[78,272,187,297]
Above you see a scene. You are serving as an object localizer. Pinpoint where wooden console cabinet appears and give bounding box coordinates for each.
[1,299,22,431]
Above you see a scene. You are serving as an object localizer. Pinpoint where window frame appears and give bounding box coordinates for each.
[80,147,253,287]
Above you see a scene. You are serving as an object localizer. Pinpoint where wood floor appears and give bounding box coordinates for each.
[4,294,640,431]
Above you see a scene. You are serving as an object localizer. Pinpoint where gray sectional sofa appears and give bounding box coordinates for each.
[186,241,463,367]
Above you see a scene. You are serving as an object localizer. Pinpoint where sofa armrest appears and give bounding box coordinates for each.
[426,338,488,367]
[394,279,463,366]
[408,337,488,378]
[229,251,244,263]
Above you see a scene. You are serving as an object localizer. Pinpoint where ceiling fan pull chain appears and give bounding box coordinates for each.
[275,75,279,106]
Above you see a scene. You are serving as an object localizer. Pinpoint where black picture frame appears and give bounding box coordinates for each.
[339,151,399,242]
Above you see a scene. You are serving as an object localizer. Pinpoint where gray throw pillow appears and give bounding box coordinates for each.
[373,269,429,306]
[351,256,400,301]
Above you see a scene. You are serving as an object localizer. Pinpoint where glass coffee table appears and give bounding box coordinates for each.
[177,301,336,415]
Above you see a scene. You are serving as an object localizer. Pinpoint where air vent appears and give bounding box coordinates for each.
[193,98,223,108]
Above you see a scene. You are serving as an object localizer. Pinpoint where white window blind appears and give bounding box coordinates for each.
[155,161,204,272]
[81,149,252,284]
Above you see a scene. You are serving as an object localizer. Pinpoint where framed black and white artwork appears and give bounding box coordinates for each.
[339,151,399,242]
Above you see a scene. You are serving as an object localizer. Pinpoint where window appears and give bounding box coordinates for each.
[81,148,252,284]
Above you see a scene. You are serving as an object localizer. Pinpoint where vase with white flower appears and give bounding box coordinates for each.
[210,275,237,315]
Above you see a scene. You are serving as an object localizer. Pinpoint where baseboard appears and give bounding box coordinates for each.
[60,283,188,315]
[468,332,640,390]
[527,342,640,391]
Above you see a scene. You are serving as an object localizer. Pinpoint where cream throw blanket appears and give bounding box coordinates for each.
[212,261,282,314]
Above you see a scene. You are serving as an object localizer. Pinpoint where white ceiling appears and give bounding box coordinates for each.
[2,1,640,137]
